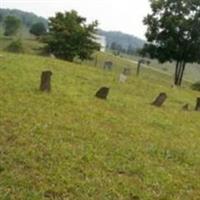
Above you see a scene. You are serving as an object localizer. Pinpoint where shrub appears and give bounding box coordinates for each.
[6,39,24,53]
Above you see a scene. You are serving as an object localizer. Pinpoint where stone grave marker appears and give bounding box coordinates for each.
[152,93,167,107]
[40,71,52,92]
[95,87,109,100]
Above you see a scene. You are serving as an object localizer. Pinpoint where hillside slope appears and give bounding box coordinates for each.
[0,52,200,200]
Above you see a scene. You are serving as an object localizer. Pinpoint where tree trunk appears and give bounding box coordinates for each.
[178,62,186,86]
[174,61,180,85]
[195,98,200,111]
[174,61,186,86]
[40,71,52,92]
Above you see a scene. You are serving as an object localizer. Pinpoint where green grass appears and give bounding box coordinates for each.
[0,52,200,200]
[129,55,200,83]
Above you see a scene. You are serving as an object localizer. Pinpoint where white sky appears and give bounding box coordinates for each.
[1,0,151,39]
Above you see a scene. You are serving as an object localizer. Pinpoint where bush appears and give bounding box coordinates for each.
[191,81,200,91]
[6,39,24,53]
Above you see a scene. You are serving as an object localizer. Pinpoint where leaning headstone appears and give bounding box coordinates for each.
[119,73,127,83]
[50,53,55,59]
[103,61,113,70]
[152,93,167,107]
[136,60,142,76]
[40,71,52,92]
[195,97,200,111]
[182,104,189,111]
[123,67,131,76]
[95,87,109,100]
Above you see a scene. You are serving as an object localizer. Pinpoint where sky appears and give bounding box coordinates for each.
[1,0,151,39]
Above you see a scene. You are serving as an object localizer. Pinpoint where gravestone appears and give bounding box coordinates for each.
[195,97,200,111]
[50,53,55,59]
[40,71,52,92]
[119,73,127,83]
[182,104,189,111]
[95,87,109,100]
[123,67,131,76]
[146,60,151,65]
[103,61,113,70]
[136,60,142,76]
[152,93,167,107]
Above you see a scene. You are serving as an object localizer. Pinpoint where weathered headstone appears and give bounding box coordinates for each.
[146,60,151,65]
[119,73,127,83]
[152,92,167,107]
[136,60,142,76]
[182,104,189,111]
[95,87,109,100]
[195,97,200,111]
[40,71,52,92]
[50,53,55,59]
[103,61,113,70]
[123,67,131,76]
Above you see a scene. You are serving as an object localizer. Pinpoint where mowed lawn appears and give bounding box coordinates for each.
[0,52,200,200]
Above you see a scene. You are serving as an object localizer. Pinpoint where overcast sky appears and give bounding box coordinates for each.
[1,0,151,39]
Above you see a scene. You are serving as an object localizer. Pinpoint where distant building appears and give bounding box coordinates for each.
[93,35,107,52]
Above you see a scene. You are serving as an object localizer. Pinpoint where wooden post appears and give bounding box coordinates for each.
[136,60,142,76]
[152,93,167,107]
[94,54,98,67]
[95,87,109,100]
[195,97,200,111]
[40,71,52,92]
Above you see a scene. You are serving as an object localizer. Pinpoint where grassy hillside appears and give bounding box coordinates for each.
[0,52,200,200]
[130,55,200,83]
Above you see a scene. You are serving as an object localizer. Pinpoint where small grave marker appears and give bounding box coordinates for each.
[95,87,109,100]
[123,67,131,76]
[40,71,52,92]
[103,61,113,70]
[119,73,127,83]
[182,104,189,111]
[195,97,200,111]
[152,92,167,107]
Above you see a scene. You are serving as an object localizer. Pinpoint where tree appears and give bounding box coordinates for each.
[45,10,100,61]
[143,0,200,86]
[30,22,47,37]
[4,16,21,36]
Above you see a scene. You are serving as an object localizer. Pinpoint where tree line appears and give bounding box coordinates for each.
[0,13,47,37]
[0,10,100,61]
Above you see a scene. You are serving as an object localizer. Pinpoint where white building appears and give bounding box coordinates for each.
[94,35,107,52]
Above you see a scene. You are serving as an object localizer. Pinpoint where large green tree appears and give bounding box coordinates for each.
[30,22,47,37]
[4,16,21,36]
[143,0,200,86]
[45,10,100,61]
